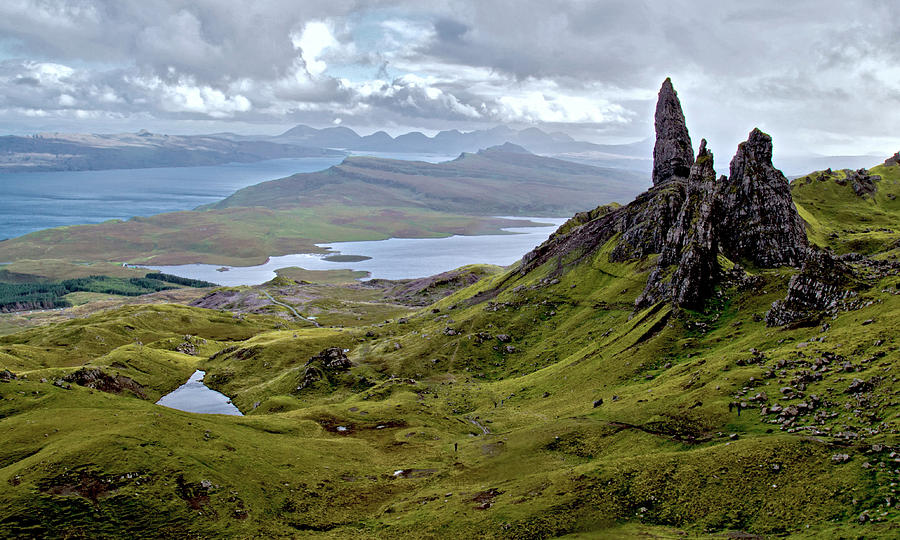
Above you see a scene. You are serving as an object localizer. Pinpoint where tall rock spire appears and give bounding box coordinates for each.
[716,128,808,267]
[636,139,719,309]
[652,78,694,186]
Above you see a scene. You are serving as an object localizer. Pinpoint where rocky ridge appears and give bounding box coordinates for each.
[523,78,816,312]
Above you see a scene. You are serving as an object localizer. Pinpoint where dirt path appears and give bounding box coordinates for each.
[261,290,320,327]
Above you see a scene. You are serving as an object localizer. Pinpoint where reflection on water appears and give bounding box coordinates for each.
[156,370,243,416]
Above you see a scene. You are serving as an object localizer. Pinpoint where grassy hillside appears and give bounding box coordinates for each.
[0,162,897,537]
[792,163,900,257]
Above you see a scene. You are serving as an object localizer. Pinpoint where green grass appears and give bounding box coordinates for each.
[275,267,370,284]
[791,163,900,255]
[0,164,897,537]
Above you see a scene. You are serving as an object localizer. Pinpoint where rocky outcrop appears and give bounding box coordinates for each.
[296,347,352,391]
[716,128,808,267]
[519,79,812,313]
[636,140,719,309]
[62,368,146,398]
[765,249,856,326]
[835,168,880,197]
[608,184,687,262]
[884,151,899,167]
[652,78,694,186]
[520,78,695,272]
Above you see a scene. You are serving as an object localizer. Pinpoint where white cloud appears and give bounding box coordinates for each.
[292,20,338,77]
[494,91,630,124]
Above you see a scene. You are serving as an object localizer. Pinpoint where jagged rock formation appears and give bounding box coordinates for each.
[652,78,694,186]
[885,151,899,167]
[835,168,881,197]
[716,128,808,267]
[521,78,814,313]
[636,140,719,309]
[765,249,856,326]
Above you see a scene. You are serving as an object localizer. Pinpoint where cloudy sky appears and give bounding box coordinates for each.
[0,0,897,156]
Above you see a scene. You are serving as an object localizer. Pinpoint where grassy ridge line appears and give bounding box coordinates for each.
[0,206,537,267]
[791,162,900,256]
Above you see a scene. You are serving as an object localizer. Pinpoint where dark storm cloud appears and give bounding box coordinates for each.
[0,0,896,155]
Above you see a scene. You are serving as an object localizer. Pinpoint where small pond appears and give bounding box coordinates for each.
[156,370,243,416]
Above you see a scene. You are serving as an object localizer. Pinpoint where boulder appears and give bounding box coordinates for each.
[62,368,146,398]
[296,347,352,391]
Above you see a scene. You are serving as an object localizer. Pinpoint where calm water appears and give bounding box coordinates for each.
[156,370,243,416]
[0,152,456,240]
[145,218,568,286]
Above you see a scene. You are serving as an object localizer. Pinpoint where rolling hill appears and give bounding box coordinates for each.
[0,80,897,538]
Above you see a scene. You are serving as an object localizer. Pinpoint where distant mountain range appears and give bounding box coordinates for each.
[0,123,887,176]
[0,131,341,173]
[262,124,654,171]
[248,124,890,175]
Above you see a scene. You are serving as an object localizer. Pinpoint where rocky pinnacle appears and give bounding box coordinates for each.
[652,78,694,185]
[636,139,719,309]
[716,128,808,267]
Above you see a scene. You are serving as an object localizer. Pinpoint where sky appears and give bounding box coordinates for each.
[0,0,898,157]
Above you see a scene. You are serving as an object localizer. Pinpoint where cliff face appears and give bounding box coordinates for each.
[522,78,812,312]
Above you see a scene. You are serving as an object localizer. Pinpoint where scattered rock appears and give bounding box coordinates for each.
[846,378,873,394]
